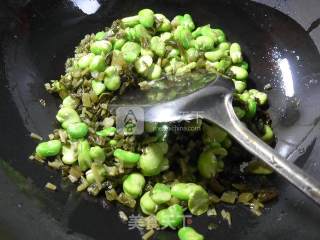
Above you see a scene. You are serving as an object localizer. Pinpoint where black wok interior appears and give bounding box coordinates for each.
[1,0,320,239]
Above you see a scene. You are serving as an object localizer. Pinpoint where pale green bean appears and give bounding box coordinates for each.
[36,140,62,158]
[114,148,141,168]
[123,173,145,199]
[178,227,204,240]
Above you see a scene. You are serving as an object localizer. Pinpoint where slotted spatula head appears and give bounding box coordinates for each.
[110,71,234,124]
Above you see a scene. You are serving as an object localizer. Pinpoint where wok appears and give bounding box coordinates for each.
[1,0,320,239]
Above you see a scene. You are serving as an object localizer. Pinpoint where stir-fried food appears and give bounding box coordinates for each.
[32,9,277,240]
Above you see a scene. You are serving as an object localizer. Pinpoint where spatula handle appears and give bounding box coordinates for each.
[214,94,320,205]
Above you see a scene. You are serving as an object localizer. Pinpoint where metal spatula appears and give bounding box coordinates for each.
[112,73,320,205]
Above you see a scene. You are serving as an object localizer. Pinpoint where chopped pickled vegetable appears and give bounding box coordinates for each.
[45,182,57,191]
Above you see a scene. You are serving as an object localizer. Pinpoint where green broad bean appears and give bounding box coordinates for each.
[164,65,174,74]
[92,80,106,95]
[94,31,106,40]
[261,124,274,142]
[174,26,193,49]
[249,89,268,105]
[139,142,169,172]
[35,140,62,158]
[140,191,159,215]
[218,42,231,51]
[245,160,273,175]
[197,149,219,178]
[212,57,231,73]
[102,117,114,128]
[138,9,155,28]
[230,66,248,80]
[150,36,166,57]
[150,183,171,204]
[233,80,247,93]
[89,146,105,163]
[135,55,153,74]
[78,53,94,69]
[202,123,228,143]
[178,227,204,240]
[171,183,198,200]
[104,74,121,91]
[211,147,228,158]
[204,49,226,62]
[233,106,246,119]
[238,91,250,102]
[134,24,151,40]
[121,41,141,63]
[210,142,221,149]
[147,64,162,80]
[186,48,199,63]
[246,98,257,118]
[205,60,217,73]
[171,15,184,28]
[155,14,171,32]
[66,122,88,139]
[109,139,118,146]
[78,140,92,171]
[156,204,184,228]
[248,89,258,95]
[239,61,249,70]
[188,38,196,48]
[160,32,172,42]
[86,165,107,184]
[139,142,167,176]
[230,43,243,63]
[114,148,141,168]
[121,15,140,27]
[124,27,137,42]
[212,28,226,43]
[56,107,81,129]
[192,27,202,38]
[172,14,195,30]
[169,58,185,73]
[167,48,180,59]
[96,127,117,137]
[105,66,118,77]
[113,38,126,50]
[141,48,154,57]
[182,14,195,31]
[62,96,79,109]
[89,55,106,72]
[188,186,209,216]
[90,40,112,55]
[175,62,197,76]
[123,173,145,199]
[61,142,78,164]
[195,36,214,51]
[200,25,217,40]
